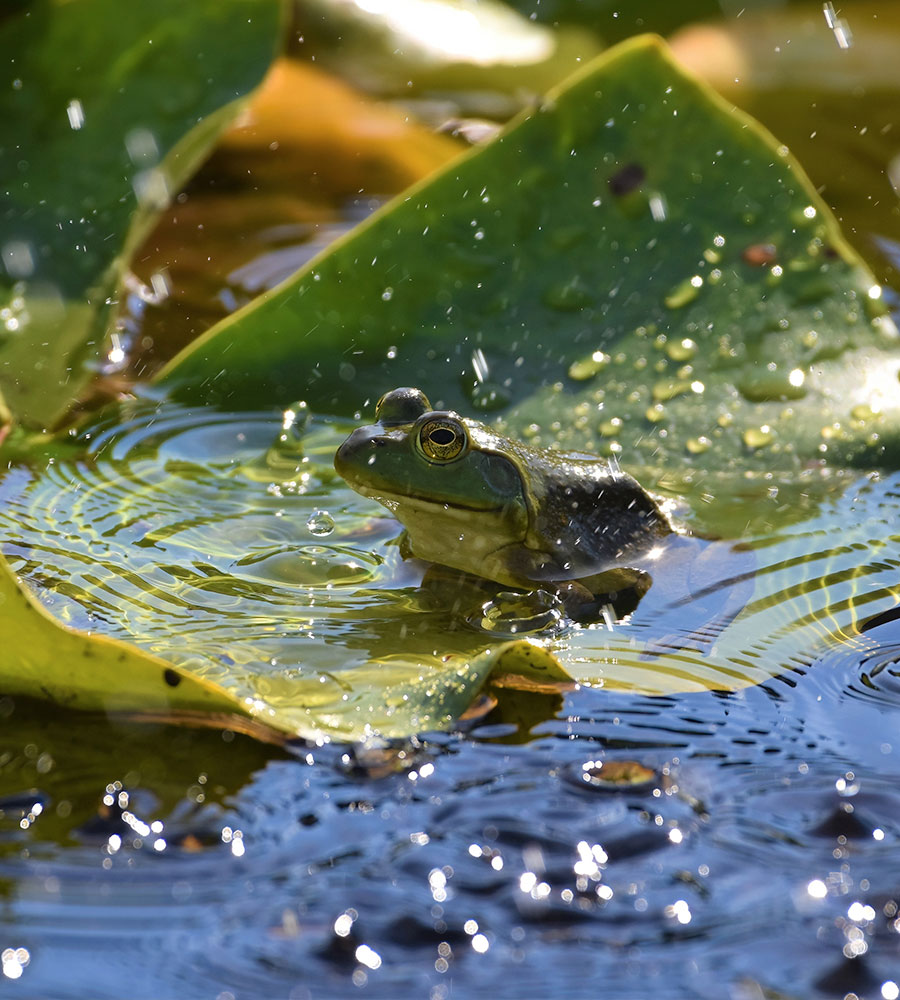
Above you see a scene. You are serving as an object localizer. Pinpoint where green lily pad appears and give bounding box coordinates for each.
[159,34,900,474]
[0,0,281,428]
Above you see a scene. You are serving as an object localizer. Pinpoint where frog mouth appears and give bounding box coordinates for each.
[350,483,506,515]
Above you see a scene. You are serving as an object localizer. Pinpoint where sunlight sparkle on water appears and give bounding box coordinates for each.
[355,944,382,970]
[666,899,692,924]
[1,949,30,980]
[807,879,828,898]
[883,981,899,1000]
[847,901,876,922]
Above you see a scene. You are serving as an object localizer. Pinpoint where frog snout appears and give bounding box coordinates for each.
[334,428,388,475]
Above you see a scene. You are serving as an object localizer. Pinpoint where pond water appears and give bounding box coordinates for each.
[1,399,900,998]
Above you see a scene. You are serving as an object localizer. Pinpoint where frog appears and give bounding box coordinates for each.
[334,387,697,621]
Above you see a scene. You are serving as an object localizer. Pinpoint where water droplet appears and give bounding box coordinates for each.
[686,436,712,454]
[743,425,774,449]
[306,510,335,537]
[850,403,878,422]
[665,338,697,362]
[663,277,702,310]
[282,400,310,437]
[381,287,393,301]
[599,417,623,437]
[568,351,609,381]
[652,379,692,402]
[737,366,807,403]
[66,98,85,130]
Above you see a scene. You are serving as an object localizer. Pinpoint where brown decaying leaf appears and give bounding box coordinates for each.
[95,57,461,400]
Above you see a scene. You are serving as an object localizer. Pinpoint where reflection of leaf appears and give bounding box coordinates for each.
[159,35,900,474]
[0,0,281,428]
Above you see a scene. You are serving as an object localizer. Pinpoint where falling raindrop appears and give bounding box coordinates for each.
[306,510,335,537]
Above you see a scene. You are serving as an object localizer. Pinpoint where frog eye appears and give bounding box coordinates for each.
[417,418,467,462]
[375,387,431,426]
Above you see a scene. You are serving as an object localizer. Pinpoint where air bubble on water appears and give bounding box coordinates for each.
[382,287,393,301]
[306,511,334,537]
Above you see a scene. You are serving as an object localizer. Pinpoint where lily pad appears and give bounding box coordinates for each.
[159,34,900,475]
[0,0,281,428]
[0,551,267,728]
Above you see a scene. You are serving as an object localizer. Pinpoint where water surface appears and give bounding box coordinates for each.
[1,401,900,997]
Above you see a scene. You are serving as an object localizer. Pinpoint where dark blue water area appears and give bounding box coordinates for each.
[3,632,900,1000]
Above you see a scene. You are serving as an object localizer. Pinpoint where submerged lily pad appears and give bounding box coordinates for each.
[0,0,281,428]
[159,34,900,474]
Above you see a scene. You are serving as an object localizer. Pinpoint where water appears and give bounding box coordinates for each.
[1,401,900,997]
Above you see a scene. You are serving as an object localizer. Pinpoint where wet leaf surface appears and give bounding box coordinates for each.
[158,36,900,477]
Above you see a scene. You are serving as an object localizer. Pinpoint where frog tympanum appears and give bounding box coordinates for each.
[335,387,690,620]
